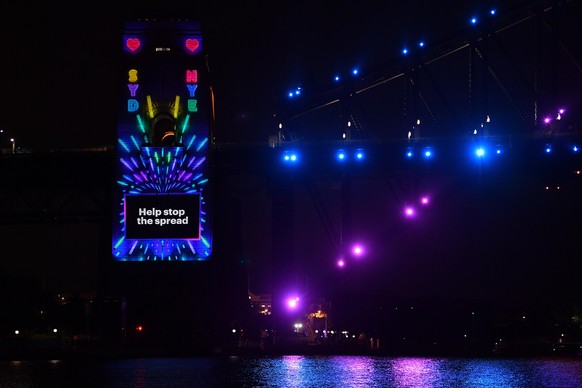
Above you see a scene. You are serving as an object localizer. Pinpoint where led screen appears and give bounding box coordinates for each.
[112,20,212,261]
[125,193,200,240]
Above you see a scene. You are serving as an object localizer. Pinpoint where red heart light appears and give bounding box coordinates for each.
[126,38,141,52]
[185,39,200,53]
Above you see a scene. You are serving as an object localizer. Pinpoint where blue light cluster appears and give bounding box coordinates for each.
[335,148,365,162]
[285,5,502,98]
[405,146,434,160]
[472,143,504,158]
[543,143,580,155]
[282,150,300,164]
[278,140,580,167]
[287,86,303,99]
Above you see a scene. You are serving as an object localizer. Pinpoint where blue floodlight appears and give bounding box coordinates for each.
[544,144,552,154]
[470,17,478,25]
[475,146,486,158]
[402,48,409,55]
[282,150,299,164]
[352,68,359,76]
[335,149,347,162]
[354,148,365,161]
[423,147,433,159]
[334,75,340,82]
[572,145,579,153]
[405,147,414,158]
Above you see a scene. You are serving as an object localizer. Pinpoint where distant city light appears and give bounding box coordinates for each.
[293,322,303,333]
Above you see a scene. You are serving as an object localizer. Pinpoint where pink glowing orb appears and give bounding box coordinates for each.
[287,297,300,309]
[352,244,364,256]
[404,206,415,217]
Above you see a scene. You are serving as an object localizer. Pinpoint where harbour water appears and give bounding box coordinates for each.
[1,355,581,387]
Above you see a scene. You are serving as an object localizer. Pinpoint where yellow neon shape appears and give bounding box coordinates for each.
[128,69,138,82]
[173,95,180,118]
[146,95,154,118]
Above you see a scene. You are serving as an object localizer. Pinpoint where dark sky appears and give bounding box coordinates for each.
[0,0,539,150]
[1,0,580,322]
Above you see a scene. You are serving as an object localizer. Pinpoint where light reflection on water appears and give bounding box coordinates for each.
[1,356,581,387]
[391,357,444,386]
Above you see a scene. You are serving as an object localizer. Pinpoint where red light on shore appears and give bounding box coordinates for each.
[136,325,143,332]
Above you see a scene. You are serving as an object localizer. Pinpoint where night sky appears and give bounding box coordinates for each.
[1,0,581,338]
[0,0,540,149]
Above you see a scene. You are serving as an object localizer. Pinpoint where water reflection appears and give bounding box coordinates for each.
[391,357,443,386]
[462,359,523,386]
[327,356,376,387]
[1,356,581,387]
[281,355,308,387]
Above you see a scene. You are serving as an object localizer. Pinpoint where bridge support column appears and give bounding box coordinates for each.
[269,174,296,346]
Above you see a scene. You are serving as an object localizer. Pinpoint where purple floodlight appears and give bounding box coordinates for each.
[404,206,415,217]
[352,244,365,257]
[337,258,345,268]
[286,296,300,310]
[420,196,430,205]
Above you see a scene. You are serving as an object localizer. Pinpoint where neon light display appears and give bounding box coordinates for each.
[112,21,212,261]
